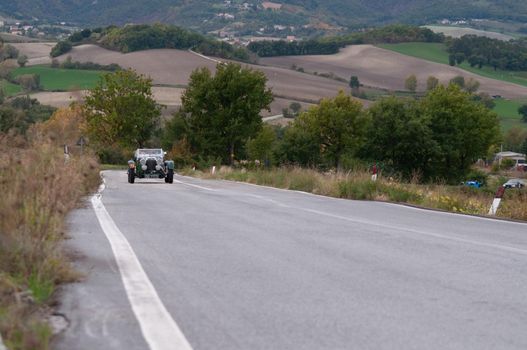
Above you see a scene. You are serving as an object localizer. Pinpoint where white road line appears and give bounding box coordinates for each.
[91,178,193,350]
[174,176,527,256]
[300,208,527,257]
[0,333,6,350]
[173,178,218,191]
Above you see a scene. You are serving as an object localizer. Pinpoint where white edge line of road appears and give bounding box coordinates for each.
[0,333,6,350]
[91,175,193,350]
[175,174,527,227]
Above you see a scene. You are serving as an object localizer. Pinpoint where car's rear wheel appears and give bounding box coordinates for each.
[166,169,174,184]
[128,169,135,183]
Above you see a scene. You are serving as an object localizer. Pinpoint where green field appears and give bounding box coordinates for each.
[12,66,105,91]
[0,79,23,96]
[492,98,527,131]
[378,42,527,87]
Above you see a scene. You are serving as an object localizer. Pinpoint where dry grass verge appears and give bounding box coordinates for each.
[0,135,99,349]
[185,167,526,221]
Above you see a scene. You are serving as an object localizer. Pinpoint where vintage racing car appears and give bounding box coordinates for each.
[127,148,174,183]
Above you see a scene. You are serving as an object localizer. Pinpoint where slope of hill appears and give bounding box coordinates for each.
[260,45,527,99]
[3,0,527,30]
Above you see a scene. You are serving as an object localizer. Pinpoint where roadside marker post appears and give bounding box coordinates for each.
[488,186,505,215]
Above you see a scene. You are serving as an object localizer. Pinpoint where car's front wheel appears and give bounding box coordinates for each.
[166,169,174,184]
[128,169,135,183]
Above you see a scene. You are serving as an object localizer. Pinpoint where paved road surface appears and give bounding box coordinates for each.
[55,171,527,350]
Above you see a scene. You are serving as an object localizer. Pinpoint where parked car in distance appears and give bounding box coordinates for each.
[503,178,525,189]
[463,180,483,188]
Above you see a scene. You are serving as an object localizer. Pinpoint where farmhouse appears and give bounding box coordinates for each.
[495,151,526,168]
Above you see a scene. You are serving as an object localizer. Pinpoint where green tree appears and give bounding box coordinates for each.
[365,97,438,179]
[464,78,480,94]
[246,124,277,164]
[84,69,161,148]
[426,76,439,91]
[289,102,302,116]
[180,62,273,164]
[405,74,417,92]
[449,75,465,88]
[504,127,527,152]
[421,85,500,182]
[349,76,360,89]
[16,74,40,91]
[17,55,28,67]
[518,104,527,123]
[278,122,320,167]
[298,91,368,169]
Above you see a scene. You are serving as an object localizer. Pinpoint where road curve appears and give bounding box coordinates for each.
[55,170,527,350]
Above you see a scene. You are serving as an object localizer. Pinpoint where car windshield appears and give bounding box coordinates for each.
[138,149,162,155]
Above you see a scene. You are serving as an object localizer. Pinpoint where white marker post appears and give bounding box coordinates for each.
[211,165,216,174]
[488,186,505,215]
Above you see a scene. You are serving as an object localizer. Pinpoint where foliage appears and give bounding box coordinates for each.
[100,23,250,61]
[15,74,40,91]
[0,44,19,60]
[60,56,121,71]
[365,96,437,179]
[249,25,444,57]
[246,124,277,164]
[519,104,527,122]
[50,40,72,57]
[503,126,527,152]
[405,74,417,92]
[0,96,55,134]
[0,129,99,350]
[291,91,368,168]
[426,76,439,91]
[84,69,161,148]
[447,35,527,71]
[248,39,341,57]
[421,84,500,182]
[349,76,360,89]
[17,55,28,68]
[174,63,273,164]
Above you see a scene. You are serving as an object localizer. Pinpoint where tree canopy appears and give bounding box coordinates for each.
[83,69,161,148]
[173,62,273,164]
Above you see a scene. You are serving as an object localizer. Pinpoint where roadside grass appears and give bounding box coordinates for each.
[378,42,527,88]
[0,79,23,96]
[183,167,527,221]
[0,134,100,349]
[11,66,104,91]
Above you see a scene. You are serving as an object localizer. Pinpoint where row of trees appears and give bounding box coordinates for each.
[80,63,500,183]
[51,24,251,61]
[447,35,527,71]
[248,25,445,57]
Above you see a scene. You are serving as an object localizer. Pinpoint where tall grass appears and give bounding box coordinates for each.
[0,135,100,349]
[188,166,526,221]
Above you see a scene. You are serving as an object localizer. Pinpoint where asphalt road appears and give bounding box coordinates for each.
[55,170,527,350]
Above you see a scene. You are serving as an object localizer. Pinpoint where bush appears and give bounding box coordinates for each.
[50,40,73,57]
[338,179,377,200]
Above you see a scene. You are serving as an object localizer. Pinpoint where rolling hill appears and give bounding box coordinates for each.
[2,0,527,30]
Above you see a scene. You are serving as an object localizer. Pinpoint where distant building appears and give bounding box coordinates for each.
[262,1,282,10]
[286,35,296,41]
[495,151,526,168]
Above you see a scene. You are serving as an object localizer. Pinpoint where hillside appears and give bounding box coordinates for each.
[2,0,527,32]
